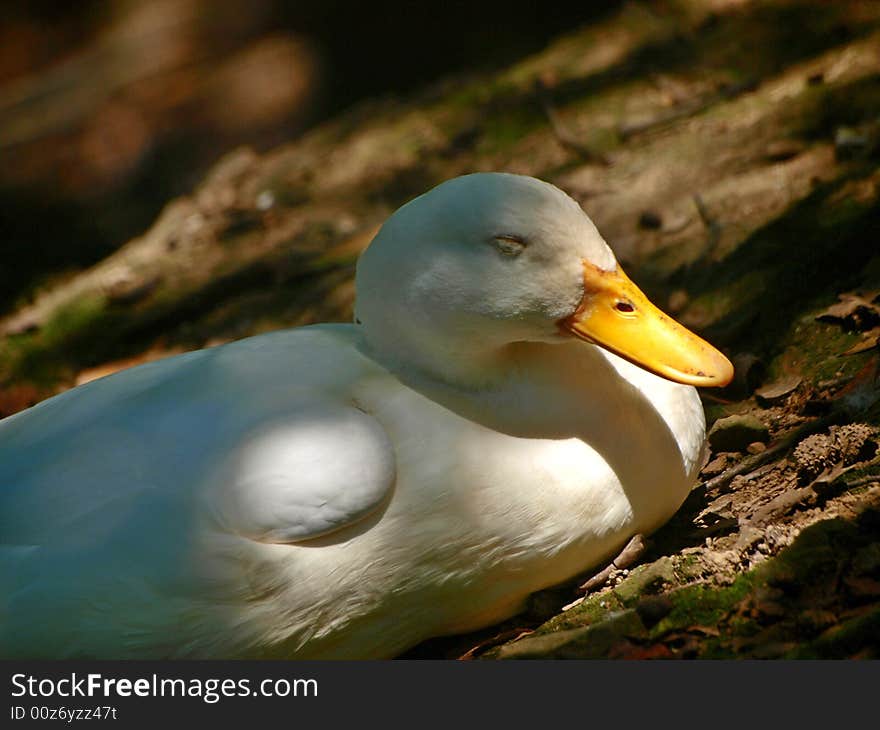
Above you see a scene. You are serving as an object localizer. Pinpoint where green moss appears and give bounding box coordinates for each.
[535,592,625,635]
[494,608,647,660]
[675,553,709,583]
[477,107,545,155]
[758,517,856,586]
[685,270,773,332]
[0,294,110,386]
[790,607,880,659]
[41,295,108,348]
[650,575,756,638]
[505,511,880,658]
[614,557,677,606]
[767,314,869,386]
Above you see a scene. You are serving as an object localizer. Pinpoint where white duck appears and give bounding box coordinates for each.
[0,173,732,659]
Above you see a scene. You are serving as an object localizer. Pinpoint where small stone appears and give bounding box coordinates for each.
[747,441,767,455]
[701,454,729,477]
[613,557,676,606]
[708,414,770,453]
[255,190,276,211]
[835,125,876,160]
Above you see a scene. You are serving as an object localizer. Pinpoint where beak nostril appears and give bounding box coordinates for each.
[566,260,733,387]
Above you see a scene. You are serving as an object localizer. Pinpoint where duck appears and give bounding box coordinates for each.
[0,172,732,659]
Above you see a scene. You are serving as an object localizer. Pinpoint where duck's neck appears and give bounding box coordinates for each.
[361,331,706,520]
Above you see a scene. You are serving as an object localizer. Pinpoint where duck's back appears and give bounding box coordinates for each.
[0,324,382,657]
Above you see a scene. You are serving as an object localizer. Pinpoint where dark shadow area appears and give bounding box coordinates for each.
[470,1,873,125]
[674,171,880,360]
[0,187,112,312]
[282,0,624,117]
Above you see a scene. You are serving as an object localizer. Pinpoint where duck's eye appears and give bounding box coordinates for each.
[615,300,636,314]
[491,234,527,257]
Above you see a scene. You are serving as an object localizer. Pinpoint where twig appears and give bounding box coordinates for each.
[618,78,758,140]
[841,474,880,489]
[618,98,707,140]
[457,628,534,660]
[703,413,838,493]
[576,534,647,595]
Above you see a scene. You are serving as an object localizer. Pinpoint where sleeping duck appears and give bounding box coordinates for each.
[0,172,732,658]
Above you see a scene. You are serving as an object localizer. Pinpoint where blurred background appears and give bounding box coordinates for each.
[0,0,621,317]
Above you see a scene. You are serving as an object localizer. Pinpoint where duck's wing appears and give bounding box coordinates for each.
[210,401,397,543]
[0,326,397,547]
[0,325,401,656]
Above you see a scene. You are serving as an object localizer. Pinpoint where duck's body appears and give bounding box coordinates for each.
[0,173,730,658]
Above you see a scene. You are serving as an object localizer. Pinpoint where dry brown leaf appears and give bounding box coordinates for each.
[816,291,880,332]
[843,328,880,355]
[609,641,673,660]
[685,625,722,637]
[834,357,880,413]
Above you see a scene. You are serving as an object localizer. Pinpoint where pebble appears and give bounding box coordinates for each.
[708,413,770,453]
[256,190,276,211]
[835,125,877,160]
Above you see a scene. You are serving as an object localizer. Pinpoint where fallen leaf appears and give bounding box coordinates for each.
[609,641,673,660]
[816,291,880,331]
[684,625,721,637]
[755,375,802,405]
[843,328,880,355]
[833,357,880,414]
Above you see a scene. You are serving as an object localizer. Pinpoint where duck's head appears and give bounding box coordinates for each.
[355,173,733,389]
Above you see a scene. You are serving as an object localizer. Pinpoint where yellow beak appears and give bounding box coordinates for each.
[561,261,733,388]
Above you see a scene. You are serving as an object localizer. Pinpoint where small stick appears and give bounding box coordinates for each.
[703,414,837,493]
[576,534,647,595]
[618,78,758,140]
